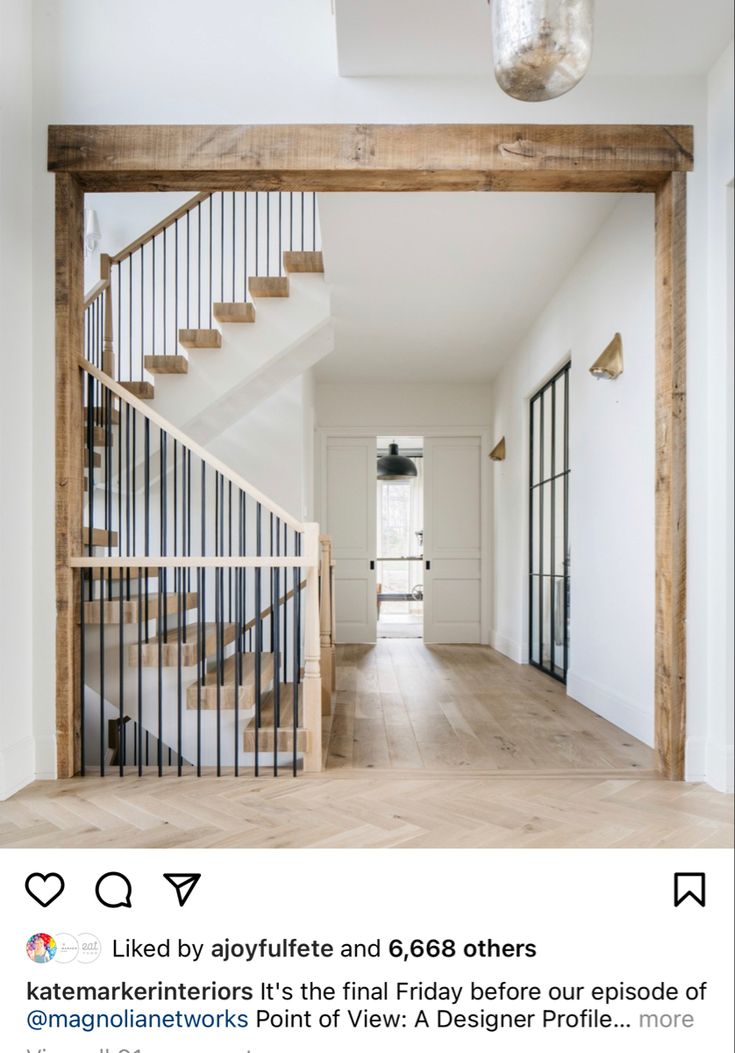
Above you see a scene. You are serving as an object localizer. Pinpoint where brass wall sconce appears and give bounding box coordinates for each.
[489,437,506,461]
[589,332,623,380]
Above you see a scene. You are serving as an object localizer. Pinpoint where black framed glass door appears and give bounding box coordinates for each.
[529,363,570,682]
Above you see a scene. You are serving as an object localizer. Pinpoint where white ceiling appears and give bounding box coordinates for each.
[335,0,733,78]
[316,192,619,383]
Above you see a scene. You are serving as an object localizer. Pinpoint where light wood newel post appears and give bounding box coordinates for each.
[302,523,323,772]
[654,172,687,780]
[319,535,334,715]
[100,253,115,376]
[55,174,85,778]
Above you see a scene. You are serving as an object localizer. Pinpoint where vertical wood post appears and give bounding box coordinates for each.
[319,535,334,715]
[654,172,687,780]
[302,522,323,772]
[55,174,85,778]
[100,252,115,377]
[330,558,337,692]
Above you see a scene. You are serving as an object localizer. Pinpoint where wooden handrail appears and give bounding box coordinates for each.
[110,191,211,264]
[70,556,312,568]
[83,278,109,310]
[79,356,305,533]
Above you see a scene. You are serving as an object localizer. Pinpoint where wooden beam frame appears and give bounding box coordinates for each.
[50,123,691,780]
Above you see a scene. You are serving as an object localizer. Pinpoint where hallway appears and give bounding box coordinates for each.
[326,641,655,773]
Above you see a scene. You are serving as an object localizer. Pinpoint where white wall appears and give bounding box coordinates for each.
[207,373,315,523]
[490,197,656,747]
[17,0,727,787]
[702,43,734,791]
[316,383,492,430]
[0,0,35,798]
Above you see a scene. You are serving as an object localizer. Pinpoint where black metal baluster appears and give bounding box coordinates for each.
[209,195,213,327]
[174,220,179,362]
[128,255,133,382]
[186,210,191,329]
[159,428,168,776]
[271,515,277,775]
[140,243,145,382]
[255,192,259,277]
[137,555,143,776]
[243,192,248,302]
[278,192,283,275]
[254,502,262,776]
[266,192,270,276]
[144,418,150,638]
[196,565,202,777]
[152,236,156,360]
[293,531,301,775]
[215,475,222,776]
[197,201,202,328]
[313,192,317,250]
[232,191,236,302]
[80,568,86,776]
[301,192,305,250]
[118,386,124,775]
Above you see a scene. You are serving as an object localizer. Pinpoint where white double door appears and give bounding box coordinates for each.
[323,435,483,645]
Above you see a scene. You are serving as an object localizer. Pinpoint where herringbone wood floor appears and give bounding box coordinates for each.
[1,643,731,848]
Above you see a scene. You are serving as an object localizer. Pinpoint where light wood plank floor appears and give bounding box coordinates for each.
[0,642,731,849]
[0,771,731,848]
[326,641,655,773]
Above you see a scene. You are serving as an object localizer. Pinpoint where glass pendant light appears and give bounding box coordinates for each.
[491,0,594,102]
[377,443,418,482]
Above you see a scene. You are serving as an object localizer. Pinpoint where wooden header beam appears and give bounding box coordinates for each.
[51,121,690,781]
[48,124,693,193]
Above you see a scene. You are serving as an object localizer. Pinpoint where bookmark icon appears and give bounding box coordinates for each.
[163,873,201,907]
[674,872,706,907]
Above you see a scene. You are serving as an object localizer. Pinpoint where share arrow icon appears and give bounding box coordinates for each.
[163,873,202,907]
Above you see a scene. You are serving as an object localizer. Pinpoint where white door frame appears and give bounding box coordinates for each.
[317,424,491,645]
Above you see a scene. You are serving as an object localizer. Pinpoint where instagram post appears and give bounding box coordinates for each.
[0,1,733,1049]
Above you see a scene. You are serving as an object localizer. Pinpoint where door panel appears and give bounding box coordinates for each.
[529,363,570,682]
[423,436,482,644]
[324,437,377,643]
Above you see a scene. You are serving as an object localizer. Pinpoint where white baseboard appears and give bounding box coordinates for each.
[0,735,35,801]
[705,741,734,793]
[490,630,524,664]
[566,671,654,747]
[34,732,57,781]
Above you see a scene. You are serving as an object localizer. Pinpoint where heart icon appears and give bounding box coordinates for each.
[25,872,65,908]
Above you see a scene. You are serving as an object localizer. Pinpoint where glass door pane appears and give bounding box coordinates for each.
[529,363,570,683]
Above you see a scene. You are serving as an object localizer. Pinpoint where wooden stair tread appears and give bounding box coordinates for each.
[248,276,289,298]
[178,328,222,350]
[120,381,155,400]
[84,450,101,468]
[129,621,237,667]
[213,302,256,324]
[144,355,188,374]
[283,251,324,274]
[83,591,198,625]
[83,426,114,446]
[83,527,119,547]
[186,651,274,710]
[85,406,120,425]
[243,684,309,752]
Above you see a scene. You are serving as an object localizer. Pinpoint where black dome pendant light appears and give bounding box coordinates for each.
[377,442,418,482]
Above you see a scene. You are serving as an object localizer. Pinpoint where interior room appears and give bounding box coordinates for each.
[0,0,732,849]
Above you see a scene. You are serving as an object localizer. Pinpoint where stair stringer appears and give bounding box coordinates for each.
[150,273,333,447]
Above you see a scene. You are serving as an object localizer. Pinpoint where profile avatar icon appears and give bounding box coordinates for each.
[26,933,57,964]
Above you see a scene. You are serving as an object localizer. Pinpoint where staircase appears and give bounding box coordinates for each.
[76,190,337,778]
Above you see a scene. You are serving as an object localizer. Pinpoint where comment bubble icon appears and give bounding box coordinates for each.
[95,872,133,909]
